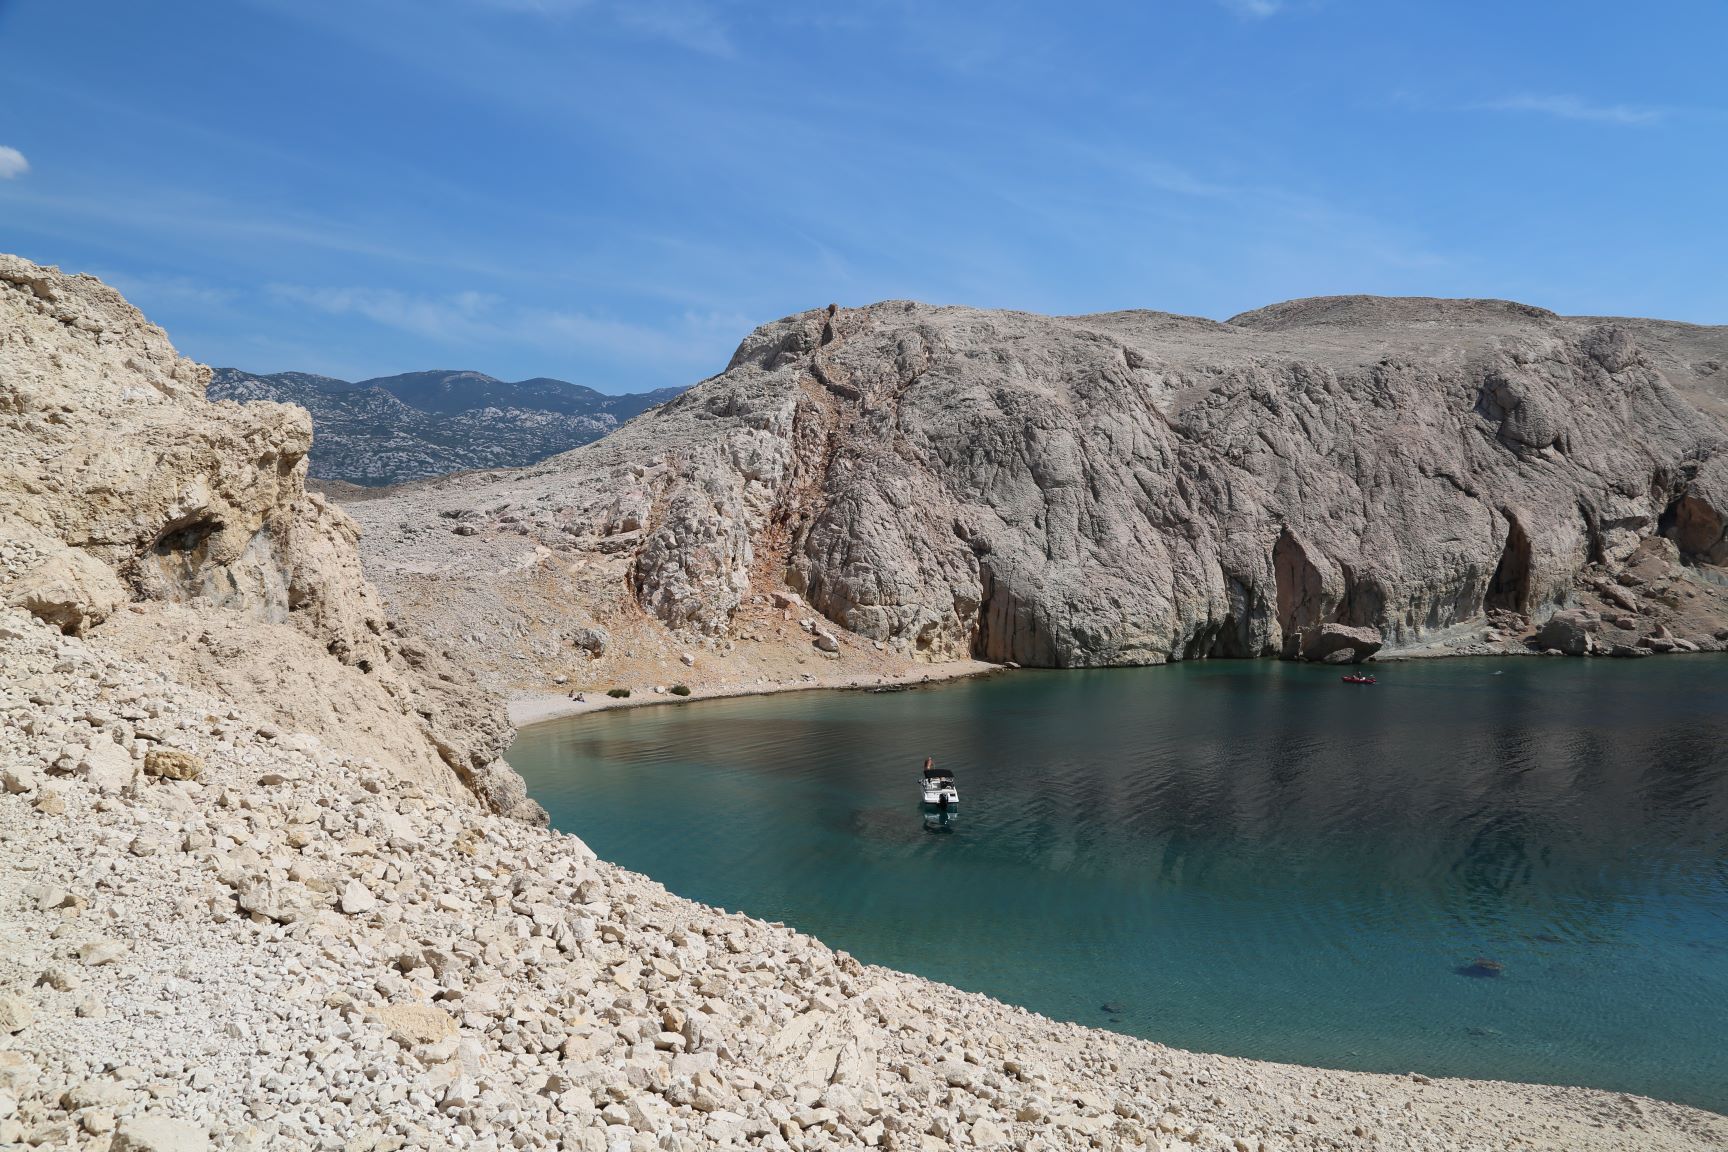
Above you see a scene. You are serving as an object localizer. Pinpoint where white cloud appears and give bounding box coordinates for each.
[0,146,29,180]
[472,0,593,12]
[93,271,236,310]
[269,283,750,370]
[469,0,731,55]
[1481,94,1664,126]
[615,2,732,56]
[1216,0,1284,18]
[270,284,498,341]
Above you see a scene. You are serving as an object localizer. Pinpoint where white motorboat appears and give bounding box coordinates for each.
[921,764,958,808]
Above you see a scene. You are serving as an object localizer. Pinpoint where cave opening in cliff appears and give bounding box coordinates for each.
[1659,491,1727,563]
[1273,529,1325,658]
[152,515,223,559]
[1484,513,1533,614]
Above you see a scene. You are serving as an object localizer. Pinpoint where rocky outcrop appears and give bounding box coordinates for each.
[0,254,539,821]
[1298,623,1383,664]
[350,296,1728,675]
[1535,609,1600,657]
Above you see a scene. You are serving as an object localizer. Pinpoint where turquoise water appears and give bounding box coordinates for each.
[508,658,1728,1113]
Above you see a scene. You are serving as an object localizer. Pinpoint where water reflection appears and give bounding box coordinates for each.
[923,810,957,834]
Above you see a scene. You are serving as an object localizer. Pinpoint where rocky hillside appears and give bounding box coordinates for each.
[209,368,684,486]
[345,297,1728,698]
[5,260,1727,1151]
[0,254,538,820]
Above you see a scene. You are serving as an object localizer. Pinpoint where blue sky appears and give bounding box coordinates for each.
[2,1,1724,391]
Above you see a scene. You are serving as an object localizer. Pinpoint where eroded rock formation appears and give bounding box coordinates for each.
[351,295,1728,677]
[0,254,539,820]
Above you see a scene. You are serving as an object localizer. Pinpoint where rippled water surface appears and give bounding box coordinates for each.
[509,658,1728,1112]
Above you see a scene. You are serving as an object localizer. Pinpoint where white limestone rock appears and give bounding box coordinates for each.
[339,879,377,916]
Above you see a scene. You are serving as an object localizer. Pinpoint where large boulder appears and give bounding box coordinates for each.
[1535,609,1600,656]
[1298,623,1382,664]
[4,541,127,634]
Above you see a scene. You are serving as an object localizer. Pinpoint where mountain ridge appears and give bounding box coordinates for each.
[208,367,687,485]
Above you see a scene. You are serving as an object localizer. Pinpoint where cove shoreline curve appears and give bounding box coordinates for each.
[502,659,1728,1144]
[507,658,1000,729]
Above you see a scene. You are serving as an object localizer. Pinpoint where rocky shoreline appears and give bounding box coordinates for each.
[6,607,1726,1152]
[506,659,998,730]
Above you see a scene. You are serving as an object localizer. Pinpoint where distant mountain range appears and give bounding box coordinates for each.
[207,368,686,486]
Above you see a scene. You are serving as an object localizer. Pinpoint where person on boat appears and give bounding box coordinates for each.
[923,756,934,775]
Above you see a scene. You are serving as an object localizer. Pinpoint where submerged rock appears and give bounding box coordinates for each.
[1456,958,1505,979]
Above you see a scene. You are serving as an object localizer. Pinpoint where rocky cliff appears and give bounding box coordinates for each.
[348,297,1728,692]
[0,254,540,821]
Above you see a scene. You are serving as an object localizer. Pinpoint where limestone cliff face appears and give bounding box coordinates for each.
[351,295,1728,673]
[0,254,540,820]
[760,298,1728,665]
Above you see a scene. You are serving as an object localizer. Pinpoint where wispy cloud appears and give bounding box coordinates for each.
[1480,94,1665,126]
[93,271,236,310]
[0,146,29,180]
[1115,158,1238,200]
[1037,137,1449,279]
[269,284,497,341]
[615,2,732,56]
[1216,0,1284,18]
[474,0,592,10]
[468,0,732,55]
[1,184,538,283]
[269,283,750,369]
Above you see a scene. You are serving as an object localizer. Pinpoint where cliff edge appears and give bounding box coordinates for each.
[0,254,541,821]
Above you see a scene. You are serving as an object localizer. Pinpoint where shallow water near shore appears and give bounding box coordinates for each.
[509,657,1728,1112]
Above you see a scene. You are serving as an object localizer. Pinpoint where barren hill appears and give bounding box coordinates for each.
[0,254,538,821]
[345,296,1728,698]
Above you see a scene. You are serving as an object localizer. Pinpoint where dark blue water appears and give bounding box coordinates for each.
[508,658,1728,1112]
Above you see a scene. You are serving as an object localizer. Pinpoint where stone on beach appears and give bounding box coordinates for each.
[142,748,204,781]
[339,878,377,915]
[110,1116,210,1152]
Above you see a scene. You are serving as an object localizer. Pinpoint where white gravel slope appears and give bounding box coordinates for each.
[3,608,1724,1152]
